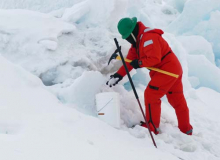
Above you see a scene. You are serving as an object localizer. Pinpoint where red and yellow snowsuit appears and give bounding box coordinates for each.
[117,22,193,135]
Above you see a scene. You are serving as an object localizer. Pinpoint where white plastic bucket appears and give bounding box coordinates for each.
[95,92,120,129]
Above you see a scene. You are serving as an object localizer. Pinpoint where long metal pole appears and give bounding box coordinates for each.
[114,38,157,148]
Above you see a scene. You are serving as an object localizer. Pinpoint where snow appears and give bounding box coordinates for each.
[0,0,81,13]
[0,0,220,160]
[0,55,178,160]
[0,9,75,79]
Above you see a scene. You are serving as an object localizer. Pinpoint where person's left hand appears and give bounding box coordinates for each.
[130,59,141,69]
[106,73,123,87]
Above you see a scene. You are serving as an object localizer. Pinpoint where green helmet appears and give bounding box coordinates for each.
[117,17,137,39]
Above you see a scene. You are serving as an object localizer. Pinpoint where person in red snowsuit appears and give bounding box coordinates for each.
[107,17,193,135]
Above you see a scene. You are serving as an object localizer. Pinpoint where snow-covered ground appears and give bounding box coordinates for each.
[0,0,220,160]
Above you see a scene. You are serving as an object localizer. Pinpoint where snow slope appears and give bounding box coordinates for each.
[1,55,220,160]
[0,55,177,160]
[0,0,220,160]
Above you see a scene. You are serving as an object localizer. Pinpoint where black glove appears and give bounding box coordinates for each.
[130,59,141,69]
[106,73,123,87]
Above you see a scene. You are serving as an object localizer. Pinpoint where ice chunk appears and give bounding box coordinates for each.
[188,76,200,88]
[62,0,90,23]
[167,0,220,59]
[138,0,179,29]
[178,35,215,64]
[39,40,58,51]
[192,11,220,59]
[187,54,220,92]
[58,71,106,115]
[167,0,220,34]
[163,0,187,13]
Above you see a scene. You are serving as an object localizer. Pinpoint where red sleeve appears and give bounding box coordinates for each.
[117,46,138,77]
[138,35,162,68]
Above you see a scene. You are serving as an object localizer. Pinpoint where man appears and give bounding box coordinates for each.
[107,17,193,135]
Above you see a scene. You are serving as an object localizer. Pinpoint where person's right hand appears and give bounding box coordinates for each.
[106,73,123,87]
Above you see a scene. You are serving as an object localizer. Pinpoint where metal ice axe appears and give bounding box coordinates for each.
[108,47,179,79]
[111,38,157,148]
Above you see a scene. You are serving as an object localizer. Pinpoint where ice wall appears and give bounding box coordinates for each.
[167,0,220,59]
